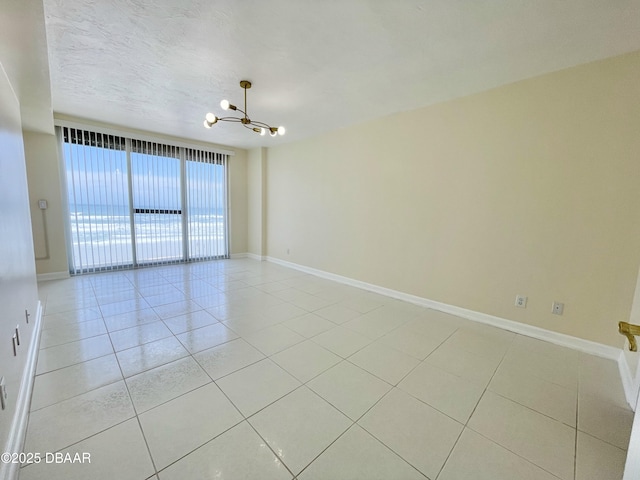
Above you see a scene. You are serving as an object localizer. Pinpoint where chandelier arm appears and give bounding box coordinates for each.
[217,116,244,123]
[249,120,274,129]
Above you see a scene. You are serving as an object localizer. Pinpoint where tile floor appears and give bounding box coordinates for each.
[20,258,633,479]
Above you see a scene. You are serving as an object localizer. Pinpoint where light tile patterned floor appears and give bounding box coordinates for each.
[21,258,633,479]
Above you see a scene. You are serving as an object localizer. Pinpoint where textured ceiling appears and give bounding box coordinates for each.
[41,0,640,149]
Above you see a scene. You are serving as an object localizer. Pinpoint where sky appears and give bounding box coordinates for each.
[64,143,225,210]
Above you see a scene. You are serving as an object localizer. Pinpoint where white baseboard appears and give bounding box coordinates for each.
[266,255,623,359]
[619,351,636,410]
[0,301,42,480]
[230,253,266,261]
[36,271,69,282]
[618,347,640,412]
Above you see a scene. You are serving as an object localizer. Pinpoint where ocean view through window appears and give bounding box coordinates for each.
[59,126,229,274]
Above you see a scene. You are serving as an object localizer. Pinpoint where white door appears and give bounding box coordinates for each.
[623,357,640,479]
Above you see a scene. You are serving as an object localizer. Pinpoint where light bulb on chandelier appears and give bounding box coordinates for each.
[203,80,285,137]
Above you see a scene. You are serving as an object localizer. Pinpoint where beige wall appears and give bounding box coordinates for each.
[228,148,248,255]
[247,147,267,257]
[264,51,640,347]
[23,130,68,275]
[0,64,39,471]
[24,115,249,271]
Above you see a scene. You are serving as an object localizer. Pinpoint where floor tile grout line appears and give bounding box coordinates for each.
[110,327,174,353]
[577,429,629,452]
[34,347,115,376]
[41,313,103,328]
[17,416,138,473]
[132,411,160,476]
[181,291,393,430]
[102,311,160,478]
[572,411,631,450]
[117,272,271,474]
[496,359,580,393]
[151,417,246,477]
[304,378,386,426]
[352,387,436,479]
[461,427,566,480]
[291,421,357,478]
[279,378,429,478]
[30,259,629,479]
[125,360,214,415]
[119,348,192,379]
[39,328,109,350]
[432,343,513,480]
[433,421,466,480]
[190,343,265,383]
[158,315,292,422]
[462,336,513,427]
[218,373,304,421]
[458,340,574,480]
[394,325,460,383]
[335,321,459,392]
[103,313,163,477]
[187,334,304,477]
[486,388,579,430]
[34,284,119,409]
[28,371,124,413]
[244,418,298,478]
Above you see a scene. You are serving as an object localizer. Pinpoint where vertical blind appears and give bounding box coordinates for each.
[63,128,132,271]
[60,126,229,274]
[185,148,229,260]
[130,139,183,266]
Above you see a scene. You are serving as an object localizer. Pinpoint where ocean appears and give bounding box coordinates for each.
[68,204,227,271]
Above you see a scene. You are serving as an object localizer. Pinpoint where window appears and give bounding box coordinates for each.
[185,148,228,260]
[59,126,229,274]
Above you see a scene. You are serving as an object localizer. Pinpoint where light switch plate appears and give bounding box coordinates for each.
[0,377,7,410]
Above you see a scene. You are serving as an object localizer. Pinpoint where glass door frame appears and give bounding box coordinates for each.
[58,124,231,274]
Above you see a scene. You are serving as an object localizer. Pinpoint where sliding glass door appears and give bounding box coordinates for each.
[185,149,228,260]
[63,130,134,271]
[60,126,229,274]
[130,141,183,265]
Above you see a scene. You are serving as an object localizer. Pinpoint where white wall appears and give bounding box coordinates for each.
[0,63,39,477]
[264,51,640,348]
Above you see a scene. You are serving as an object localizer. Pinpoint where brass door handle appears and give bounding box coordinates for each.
[619,321,640,352]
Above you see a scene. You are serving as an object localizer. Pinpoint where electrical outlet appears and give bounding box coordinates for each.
[515,295,527,308]
[552,302,564,315]
[0,377,7,410]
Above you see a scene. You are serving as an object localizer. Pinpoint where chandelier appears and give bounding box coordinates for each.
[203,80,285,137]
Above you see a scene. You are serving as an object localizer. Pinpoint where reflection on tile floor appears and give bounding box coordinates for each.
[21,258,632,479]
